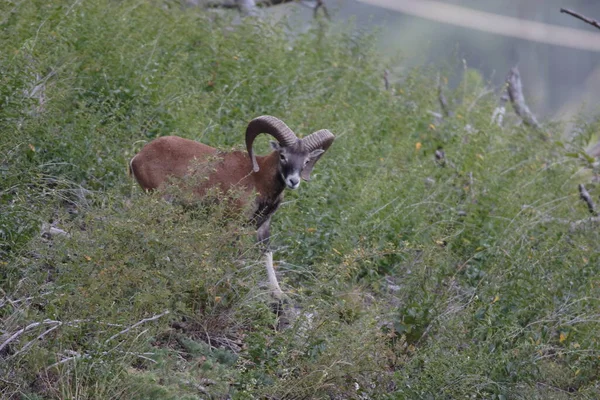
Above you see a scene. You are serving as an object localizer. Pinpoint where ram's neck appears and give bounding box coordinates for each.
[249,152,285,228]
[254,151,285,201]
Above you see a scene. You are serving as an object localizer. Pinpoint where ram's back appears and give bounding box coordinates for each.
[130,136,256,197]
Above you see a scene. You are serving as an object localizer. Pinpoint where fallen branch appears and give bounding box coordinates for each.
[11,324,62,358]
[560,8,600,31]
[205,0,329,18]
[47,350,86,368]
[578,184,597,215]
[0,320,61,354]
[47,350,157,369]
[505,67,541,129]
[105,310,170,344]
[2,319,91,357]
[522,205,600,231]
[0,295,35,309]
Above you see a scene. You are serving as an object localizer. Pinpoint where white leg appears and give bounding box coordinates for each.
[265,251,283,299]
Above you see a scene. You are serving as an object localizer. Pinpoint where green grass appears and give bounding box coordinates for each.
[1,0,600,398]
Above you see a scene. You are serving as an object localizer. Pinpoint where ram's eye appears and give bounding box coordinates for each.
[280,154,286,161]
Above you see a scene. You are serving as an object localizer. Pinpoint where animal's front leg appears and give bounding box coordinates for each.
[257,217,283,300]
[264,250,283,300]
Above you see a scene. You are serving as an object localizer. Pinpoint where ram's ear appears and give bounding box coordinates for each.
[270,141,281,151]
[301,149,325,181]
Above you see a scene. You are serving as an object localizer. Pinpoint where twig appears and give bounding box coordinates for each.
[11,324,62,357]
[206,0,328,18]
[435,148,445,164]
[427,110,443,119]
[65,0,83,15]
[578,184,597,215]
[560,8,600,31]
[383,69,390,91]
[0,295,35,309]
[0,320,61,354]
[505,67,541,129]
[491,90,509,127]
[313,0,330,20]
[467,87,494,114]
[522,205,600,231]
[47,351,86,368]
[104,310,170,344]
[48,350,157,369]
[437,75,452,117]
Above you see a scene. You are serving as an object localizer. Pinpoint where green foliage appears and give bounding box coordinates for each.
[1,0,600,398]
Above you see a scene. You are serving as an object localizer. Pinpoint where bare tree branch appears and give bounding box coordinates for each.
[560,8,600,31]
[505,67,541,129]
[578,184,597,215]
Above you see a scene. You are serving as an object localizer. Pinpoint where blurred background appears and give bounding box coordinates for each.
[269,0,600,121]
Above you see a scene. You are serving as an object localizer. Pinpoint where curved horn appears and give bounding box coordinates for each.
[300,129,335,181]
[246,116,298,172]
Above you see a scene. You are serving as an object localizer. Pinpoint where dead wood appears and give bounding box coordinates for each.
[578,184,597,215]
[560,8,600,31]
[505,67,541,130]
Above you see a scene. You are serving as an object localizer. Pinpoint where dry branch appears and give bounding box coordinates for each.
[523,205,600,231]
[104,310,170,344]
[1,319,93,357]
[47,350,156,369]
[437,75,452,117]
[435,148,445,163]
[491,90,509,127]
[11,324,62,357]
[0,320,61,354]
[560,8,600,31]
[383,69,390,91]
[313,0,330,20]
[578,184,597,215]
[505,67,541,129]
[204,0,329,18]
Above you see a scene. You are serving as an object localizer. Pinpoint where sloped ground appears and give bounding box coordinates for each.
[1,1,599,398]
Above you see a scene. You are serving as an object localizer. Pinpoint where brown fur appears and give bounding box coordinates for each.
[130,136,285,225]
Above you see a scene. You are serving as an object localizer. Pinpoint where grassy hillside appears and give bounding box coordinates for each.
[1,1,600,398]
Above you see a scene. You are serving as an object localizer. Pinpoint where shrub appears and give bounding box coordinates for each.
[1,0,599,398]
